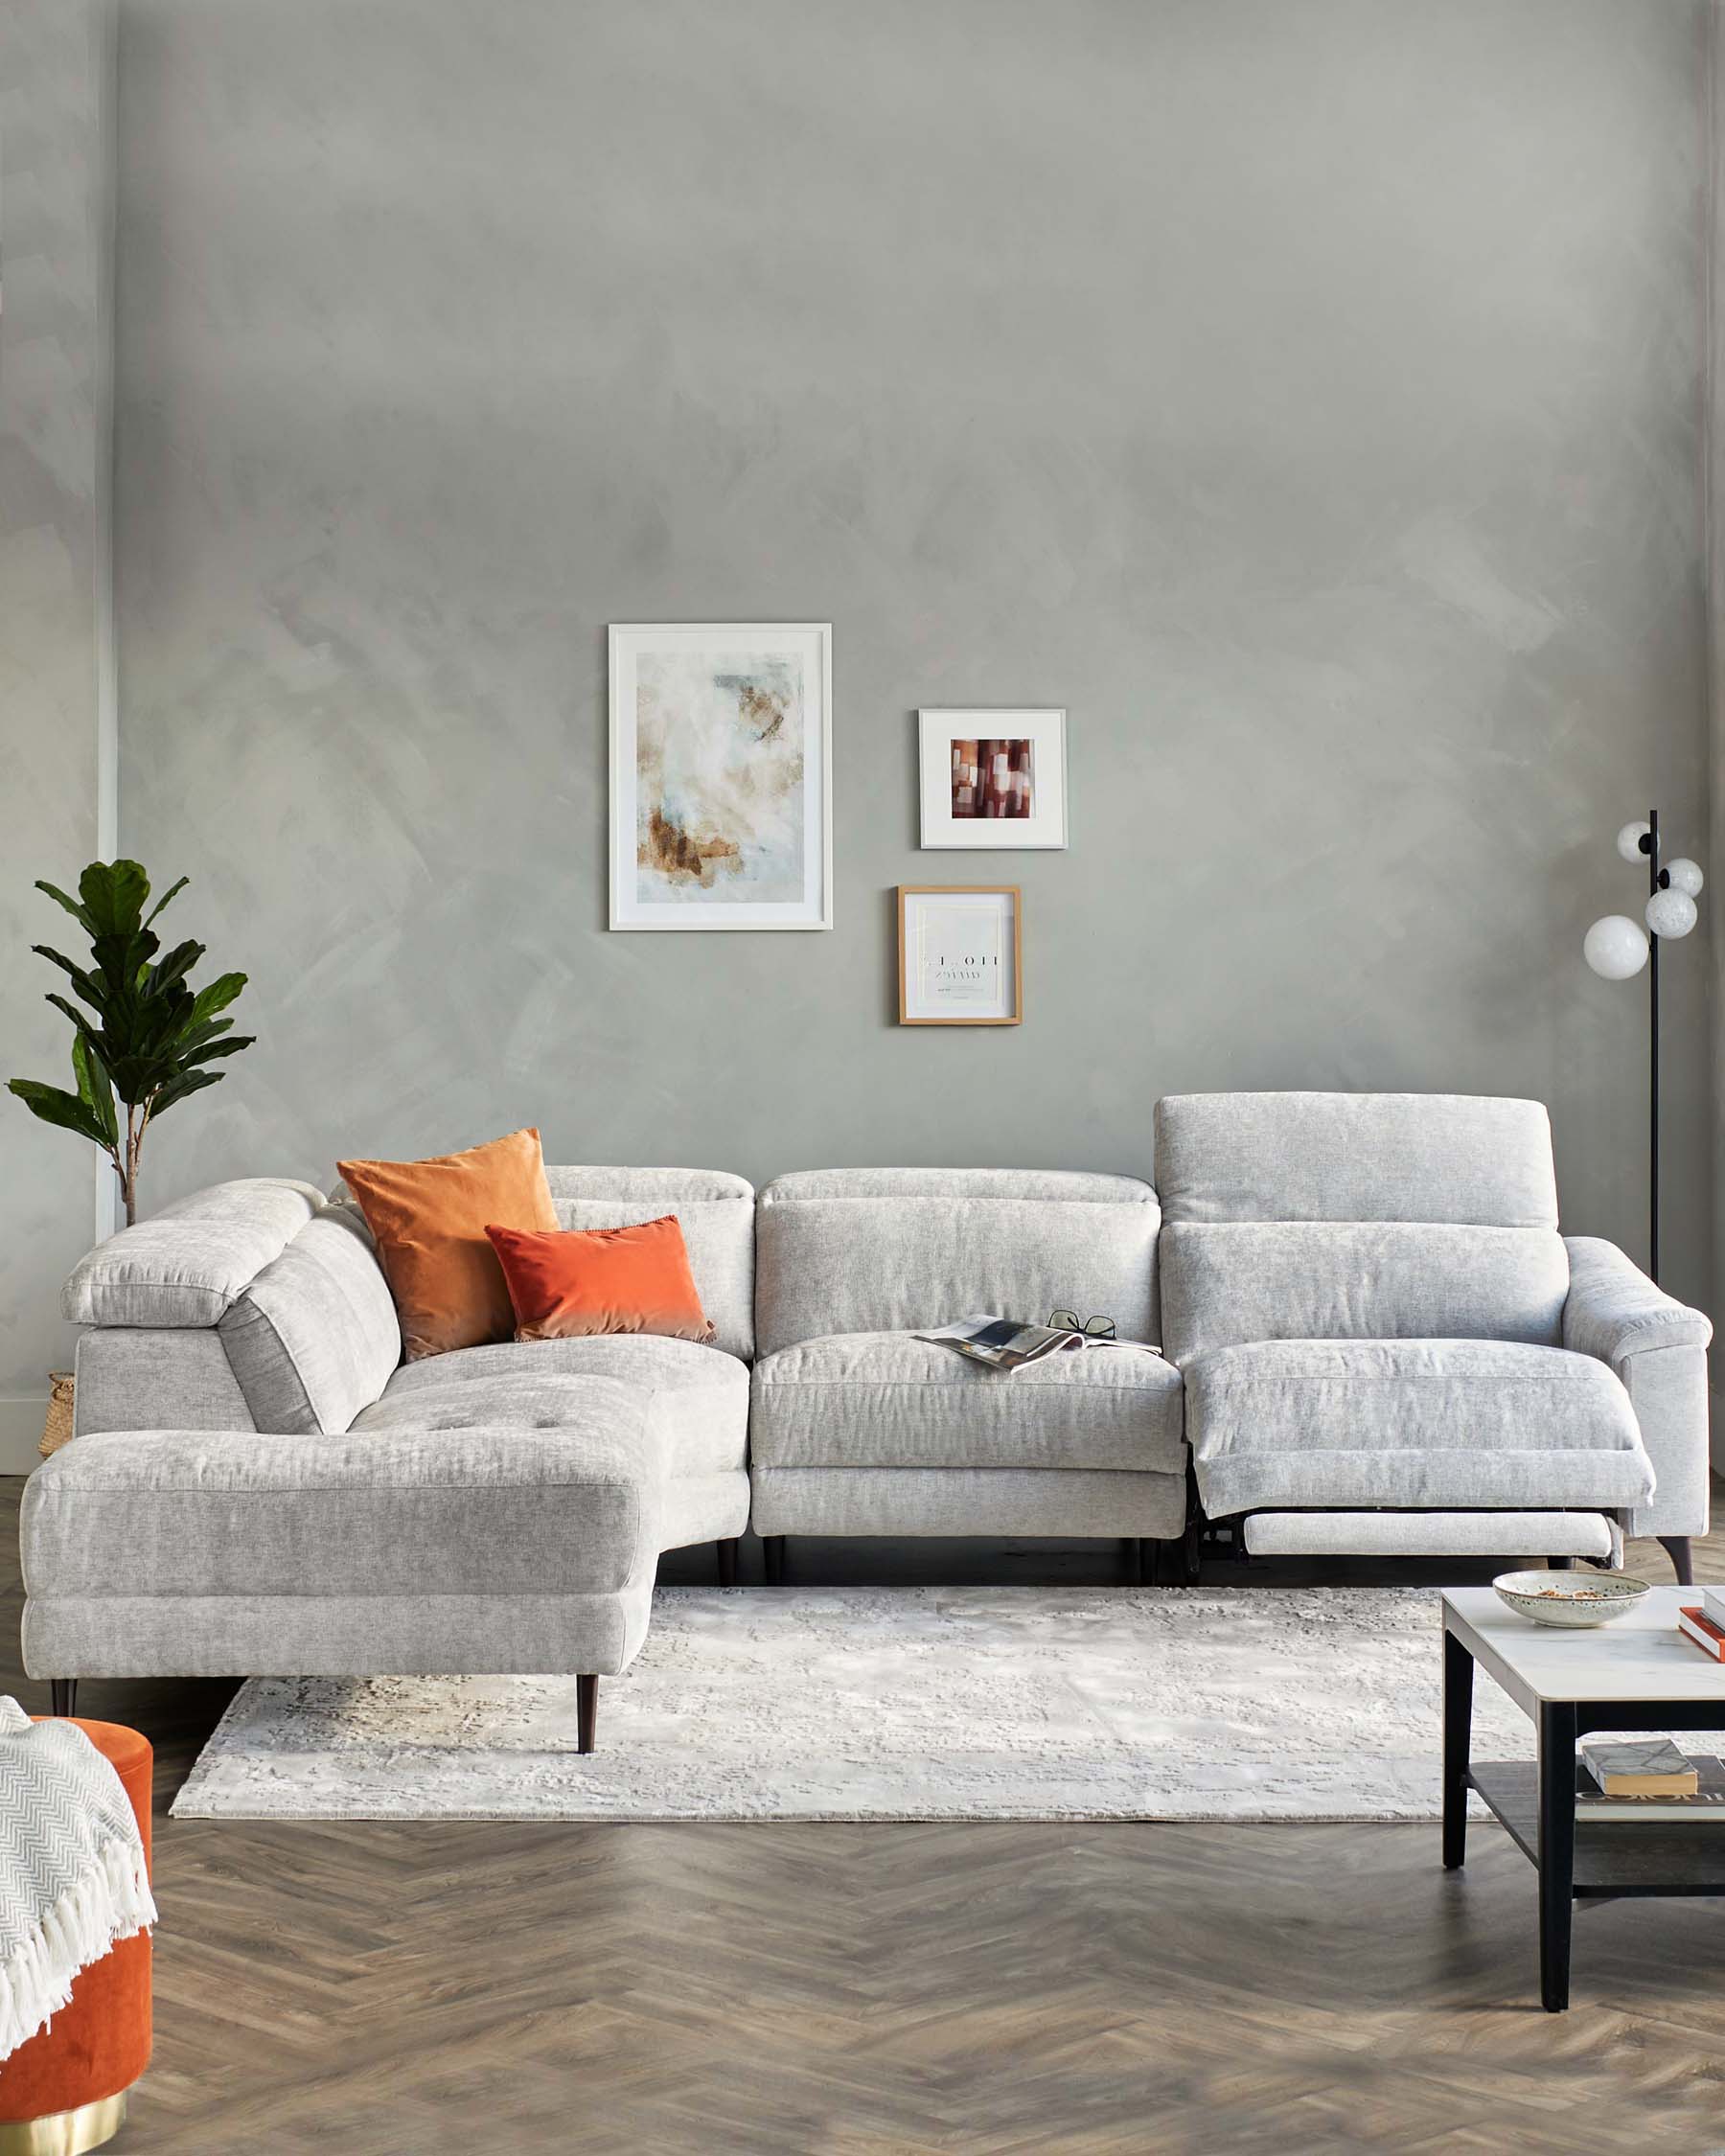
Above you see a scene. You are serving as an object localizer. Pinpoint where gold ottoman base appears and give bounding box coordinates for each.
[0,2095,128,2156]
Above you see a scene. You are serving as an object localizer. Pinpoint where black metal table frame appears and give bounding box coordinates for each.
[1443,1626,1725,2011]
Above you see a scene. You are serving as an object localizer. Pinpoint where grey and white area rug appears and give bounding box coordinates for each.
[173,1585,1543,1824]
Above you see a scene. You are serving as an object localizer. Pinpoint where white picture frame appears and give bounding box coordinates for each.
[610,623,833,930]
[918,708,1067,850]
[898,884,1023,1025]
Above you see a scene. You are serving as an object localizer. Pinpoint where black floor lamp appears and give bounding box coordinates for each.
[1582,812,1704,1285]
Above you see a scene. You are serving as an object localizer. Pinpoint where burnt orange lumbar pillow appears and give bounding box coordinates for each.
[338,1128,559,1360]
[485,1214,716,1344]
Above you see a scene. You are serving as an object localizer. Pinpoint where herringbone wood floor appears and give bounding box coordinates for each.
[6,1483,1725,2153]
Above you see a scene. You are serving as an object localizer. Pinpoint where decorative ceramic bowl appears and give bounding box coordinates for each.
[1493,1571,1652,1629]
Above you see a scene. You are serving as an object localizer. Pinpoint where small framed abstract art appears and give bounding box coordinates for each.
[610,623,833,929]
[898,884,1022,1025]
[918,709,1067,850]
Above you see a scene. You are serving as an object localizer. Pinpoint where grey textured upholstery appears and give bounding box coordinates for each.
[61,1180,326,1327]
[1160,1221,1568,1364]
[1241,1510,1617,1560]
[1564,1236,1713,1539]
[750,1465,1187,1539]
[1185,1339,1652,1517]
[751,1333,1183,1473]
[755,1169,1159,1359]
[1156,1094,1567,1364]
[74,1326,256,1436]
[1155,1091,1559,1226]
[23,1406,658,1601]
[1157,1092,1696,1553]
[358,1335,749,1479]
[218,1207,402,1434]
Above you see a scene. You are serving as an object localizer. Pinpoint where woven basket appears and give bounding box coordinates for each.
[39,1371,76,1458]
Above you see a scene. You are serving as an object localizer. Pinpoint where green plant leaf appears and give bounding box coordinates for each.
[71,1032,118,1148]
[79,860,150,938]
[7,1078,115,1147]
[143,876,189,927]
[148,1067,225,1116]
[177,1034,255,1069]
[142,938,204,999]
[188,972,246,1026]
[34,881,94,934]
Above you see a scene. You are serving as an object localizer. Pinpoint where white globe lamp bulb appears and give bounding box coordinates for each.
[1616,820,1654,862]
[1584,915,1649,979]
[1666,858,1704,898]
[1646,888,1698,939]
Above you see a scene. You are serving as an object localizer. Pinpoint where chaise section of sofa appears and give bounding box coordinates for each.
[748,1167,1186,1564]
[24,1166,758,1748]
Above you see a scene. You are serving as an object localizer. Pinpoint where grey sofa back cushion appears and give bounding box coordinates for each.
[542,1166,756,1362]
[218,1209,402,1434]
[1154,1092,1568,1361]
[755,1168,1160,1357]
[1154,1092,1559,1227]
[1160,1221,1570,1364]
[61,1179,327,1327]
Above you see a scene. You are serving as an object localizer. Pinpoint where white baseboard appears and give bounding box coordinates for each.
[0,1399,45,1478]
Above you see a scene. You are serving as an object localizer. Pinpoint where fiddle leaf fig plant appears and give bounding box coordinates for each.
[8,860,255,1226]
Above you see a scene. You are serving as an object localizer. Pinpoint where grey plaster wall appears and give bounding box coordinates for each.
[1,0,110,1468]
[114,0,1714,1313]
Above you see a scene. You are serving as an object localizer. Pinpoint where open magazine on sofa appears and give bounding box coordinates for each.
[915,1315,1162,1374]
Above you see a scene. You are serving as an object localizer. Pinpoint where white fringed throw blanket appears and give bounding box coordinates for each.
[0,1699,156,2064]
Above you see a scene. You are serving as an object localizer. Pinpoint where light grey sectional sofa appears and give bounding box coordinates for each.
[748,1169,1185,1574]
[22,1167,756,1751]
[17,1092,1713,1751]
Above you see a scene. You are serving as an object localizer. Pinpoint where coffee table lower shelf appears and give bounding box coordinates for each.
[1470,1761,1725,1896]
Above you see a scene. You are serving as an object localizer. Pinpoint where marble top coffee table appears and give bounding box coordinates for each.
[1441,1585,1725,2011]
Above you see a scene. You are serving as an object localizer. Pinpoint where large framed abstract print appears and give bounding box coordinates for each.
[610,624,833,929]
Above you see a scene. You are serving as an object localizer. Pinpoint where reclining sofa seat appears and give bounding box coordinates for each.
[22,1167,755,1744]
[1153,1091,1709,1568]
[748,1167,1186,1561]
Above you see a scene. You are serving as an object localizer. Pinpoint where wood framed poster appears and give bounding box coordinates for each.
[610,623,833,929]
[918,709,1067,850]
[897,884,1022,1025]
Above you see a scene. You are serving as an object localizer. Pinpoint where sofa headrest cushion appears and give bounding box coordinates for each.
[62,1180,327,1329]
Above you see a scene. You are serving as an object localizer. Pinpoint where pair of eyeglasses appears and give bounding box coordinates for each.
[1049,1310,1116,1340]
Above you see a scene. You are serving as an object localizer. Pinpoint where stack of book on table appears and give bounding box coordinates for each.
[1577,1739,1725,1823]
[1676,1586,1725,1662]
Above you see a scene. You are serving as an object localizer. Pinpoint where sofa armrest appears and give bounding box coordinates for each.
[1563,1236,1712,1540]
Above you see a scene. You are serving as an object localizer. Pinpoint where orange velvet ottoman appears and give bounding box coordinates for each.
[0,1723,152,2156]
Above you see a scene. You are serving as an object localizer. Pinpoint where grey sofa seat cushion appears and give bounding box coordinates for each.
[22,1400,661,1602]
[1155,1093,1559,1227]
[750,1465,1187,1539]
[357,1336,748,1477]
[62,1179,327,1327]
[751,1332,1184,1473]
[218,1207,402,1435]
[1184,1338,1653,1518]
[755,1170,1161,1358]
[1160,1221,1570,1364]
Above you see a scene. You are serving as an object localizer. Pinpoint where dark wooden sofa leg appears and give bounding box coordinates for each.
[50,1679,77,1718]
[577,1673,598,1755]
[717,1537,739,1588]
[1547,1555,1576,1571]
[763,1534,786,1587]
[1659,1535,1694,1587]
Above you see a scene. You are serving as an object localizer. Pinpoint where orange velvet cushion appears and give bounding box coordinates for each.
[0,1722,152,2123]
[486,1215,716,1344]
[339,1129,560,1360]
